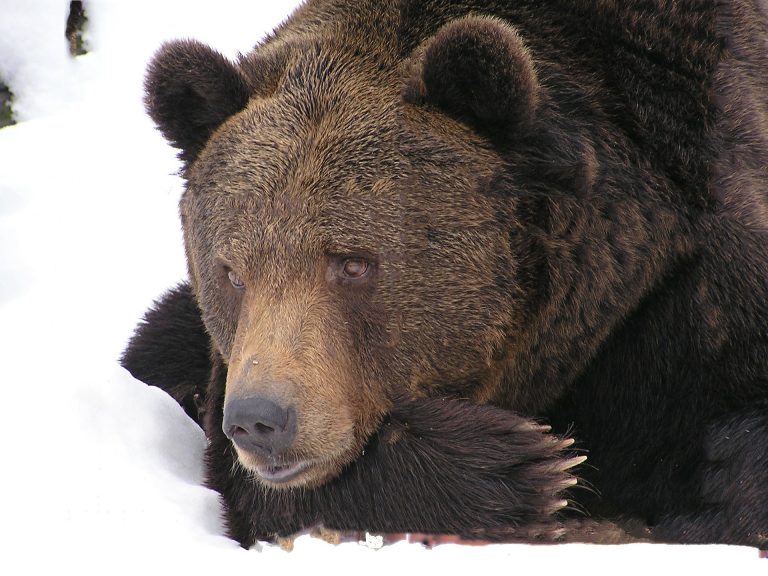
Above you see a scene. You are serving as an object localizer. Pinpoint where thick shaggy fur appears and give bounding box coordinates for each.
[126,0,768,548]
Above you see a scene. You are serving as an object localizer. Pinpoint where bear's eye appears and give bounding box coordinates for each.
[341,257,370,279]
[227,270,246,290]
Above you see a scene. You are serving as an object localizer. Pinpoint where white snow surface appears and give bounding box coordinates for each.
[0,1,764,574]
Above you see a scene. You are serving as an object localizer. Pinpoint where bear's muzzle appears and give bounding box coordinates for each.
[223,396,297,458]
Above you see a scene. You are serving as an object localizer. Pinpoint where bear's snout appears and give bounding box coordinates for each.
[223,396,297,458]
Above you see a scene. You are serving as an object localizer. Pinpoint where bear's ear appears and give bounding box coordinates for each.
[144,40,251,165]
[404,16,540,139]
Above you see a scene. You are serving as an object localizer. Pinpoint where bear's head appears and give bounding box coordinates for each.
[144,12,685,489]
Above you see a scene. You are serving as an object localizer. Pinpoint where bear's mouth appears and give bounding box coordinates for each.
[254,460,313,484]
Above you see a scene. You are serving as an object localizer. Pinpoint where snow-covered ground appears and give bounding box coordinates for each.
[0,1,764,574]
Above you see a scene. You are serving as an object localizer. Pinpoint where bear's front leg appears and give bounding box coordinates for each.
[121,283,210,425]
[210,396,585,547]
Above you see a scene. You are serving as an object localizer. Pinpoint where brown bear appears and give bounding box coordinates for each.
[123,0,768,548]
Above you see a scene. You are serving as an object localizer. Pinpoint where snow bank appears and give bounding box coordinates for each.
[0,1,764,574]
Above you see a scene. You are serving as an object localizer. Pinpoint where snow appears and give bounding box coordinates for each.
[0,1,764,574]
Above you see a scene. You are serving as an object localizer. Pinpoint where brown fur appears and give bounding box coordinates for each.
[132,0,768,547]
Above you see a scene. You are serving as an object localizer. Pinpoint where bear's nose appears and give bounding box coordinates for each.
[223,397,296,456]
